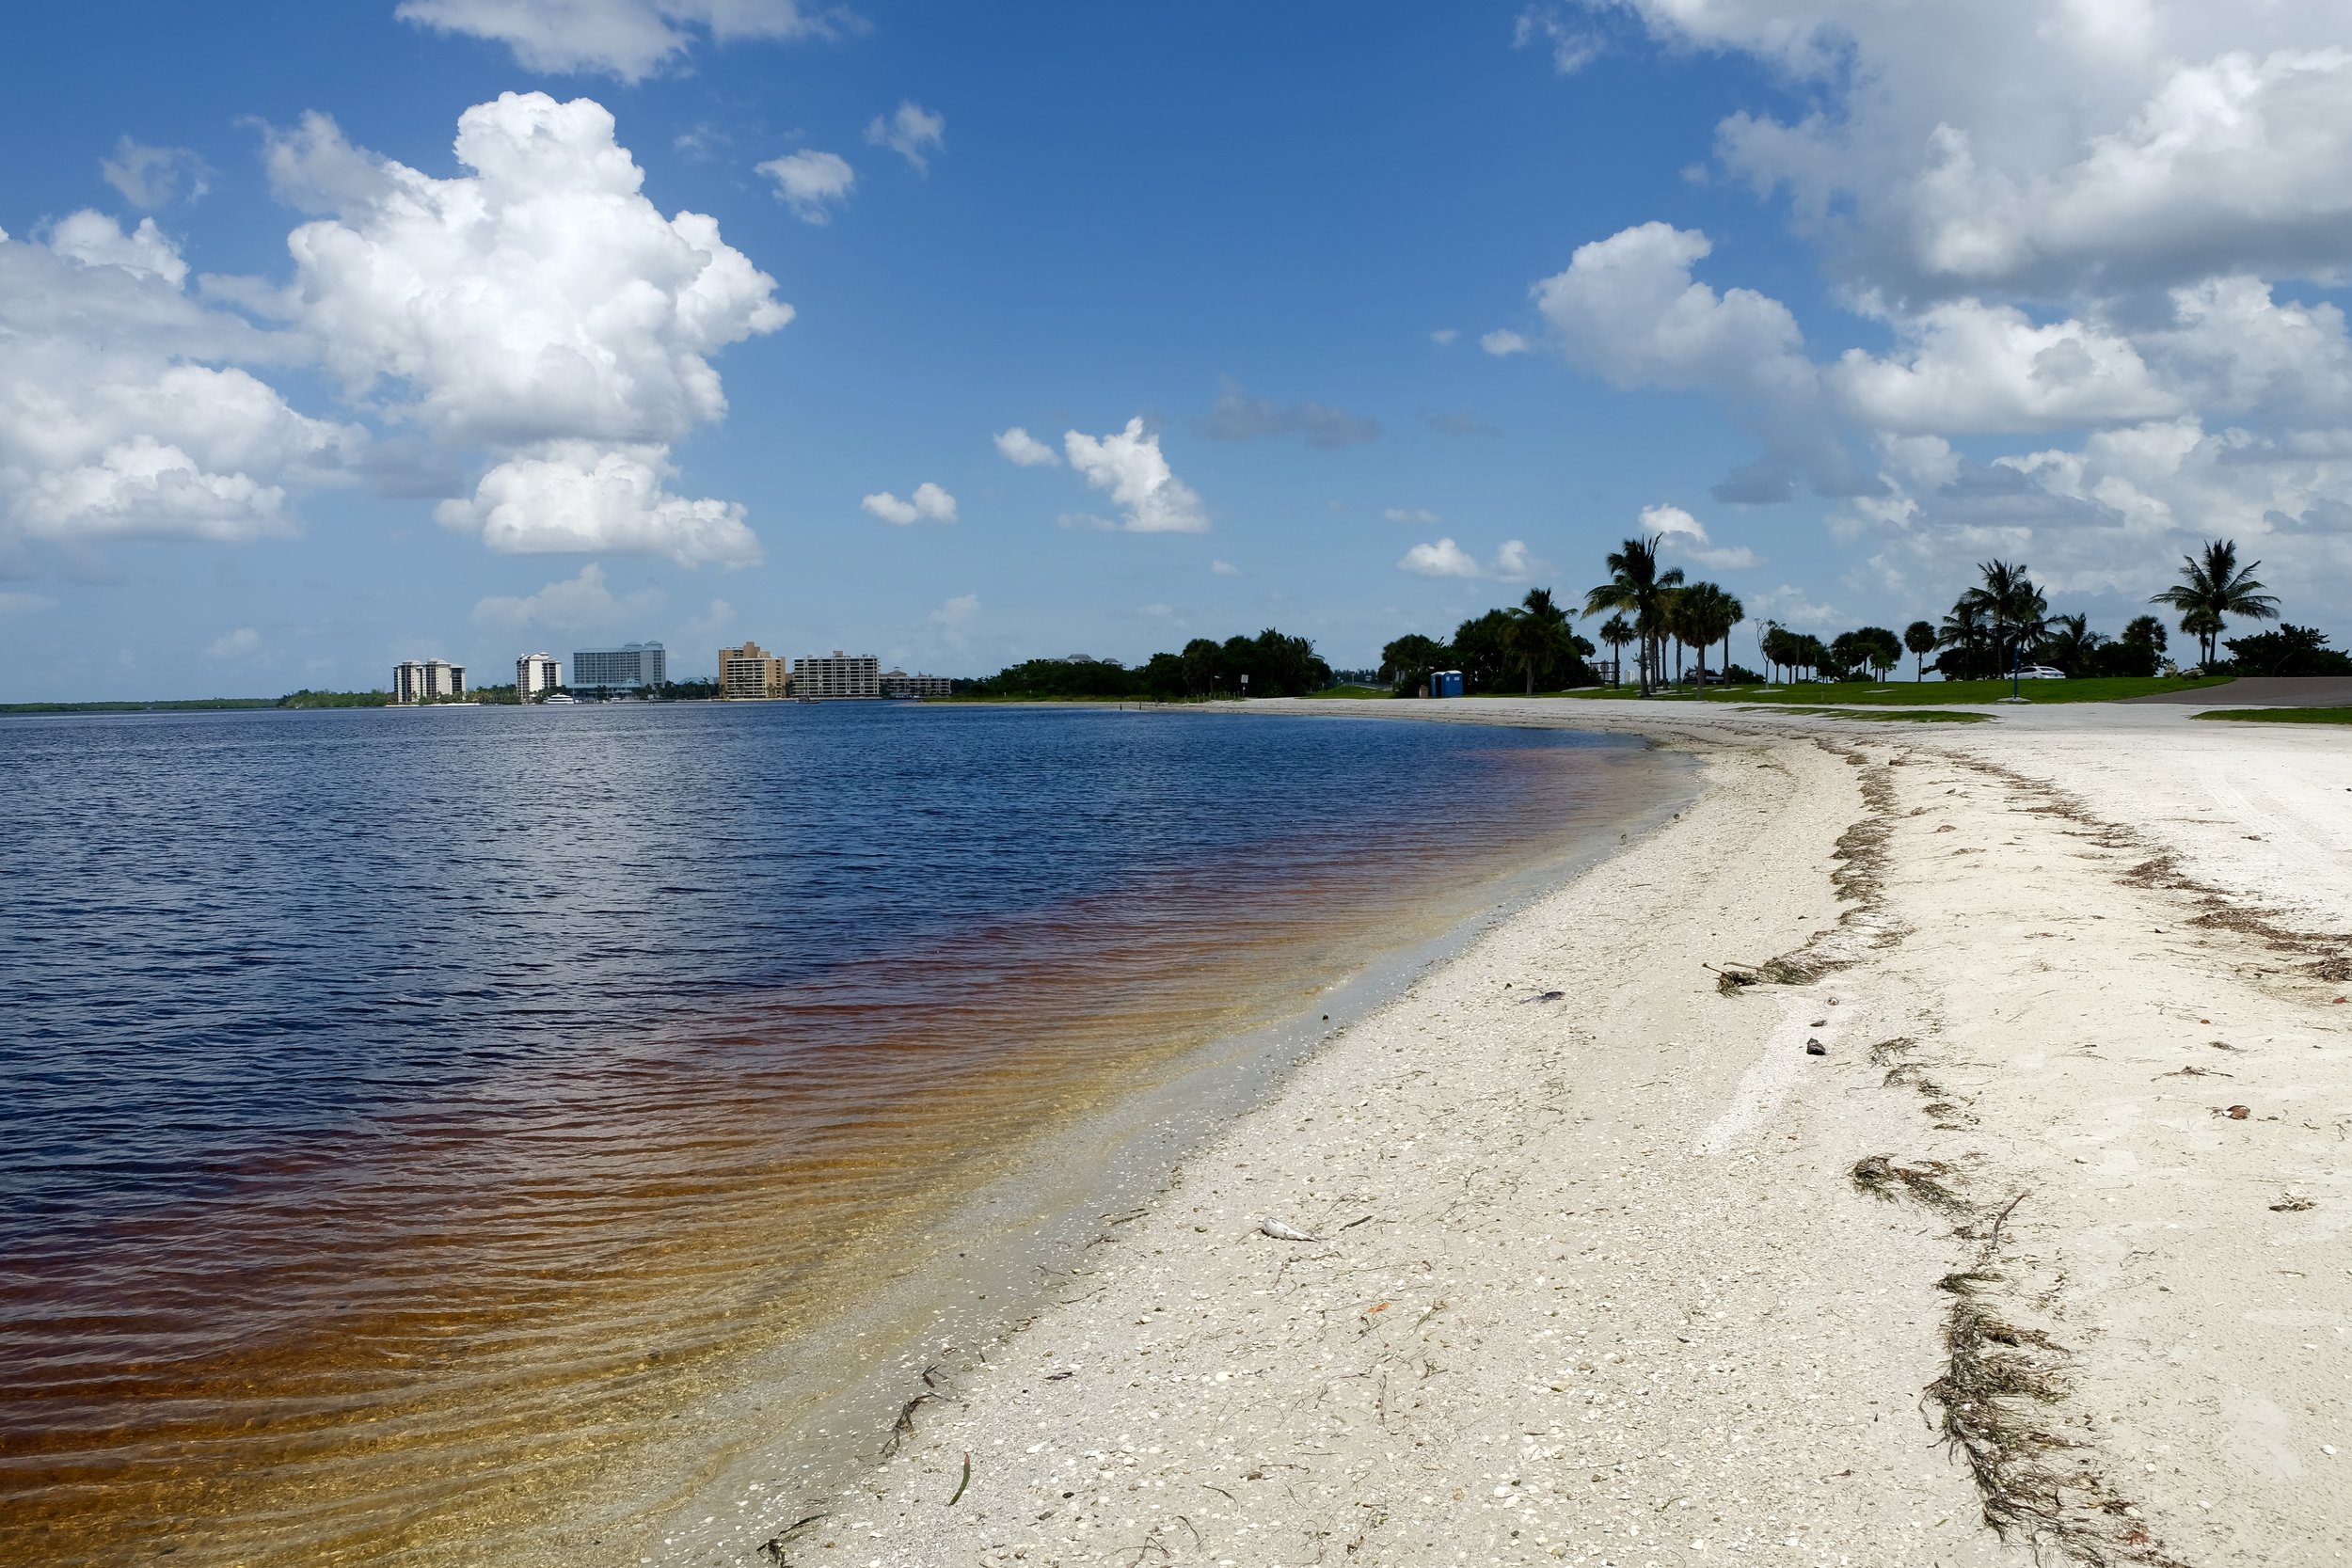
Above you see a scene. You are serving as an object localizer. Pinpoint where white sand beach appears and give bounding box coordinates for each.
[642,701,2350,1568]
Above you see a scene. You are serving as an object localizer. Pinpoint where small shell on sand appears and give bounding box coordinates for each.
[1259,1218,1321,1242]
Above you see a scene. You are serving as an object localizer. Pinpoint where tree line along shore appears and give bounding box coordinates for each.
[8,535,2340,714]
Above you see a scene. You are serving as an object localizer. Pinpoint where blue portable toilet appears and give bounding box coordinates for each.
[1430,670,1465,698]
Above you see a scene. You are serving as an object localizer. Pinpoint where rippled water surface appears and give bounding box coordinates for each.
[0,702,1675,1565]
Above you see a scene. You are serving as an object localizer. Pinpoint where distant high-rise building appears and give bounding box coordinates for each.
[880,669,954,699]
[392,658,466,704]
[516,652,562,697]
[792,650,881,700]
[719,641,791,699]
[571,641,666,689]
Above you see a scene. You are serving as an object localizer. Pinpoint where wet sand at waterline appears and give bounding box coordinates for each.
[0,706,1680,1567]
[682,699,2352,1568]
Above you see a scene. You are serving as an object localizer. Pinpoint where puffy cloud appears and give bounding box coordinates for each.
[1063,418,1209,533]
[394,0,838,83]
[281,94,790,451]
[471,560,661,630]
[1210,558,1241,576]
[993,426,1060,467]
[1528,222,1875,496]
[1599,2,2352,298]
[1480,329,1530,356]
[1828,301,2177,435]
[8,95,779,573]
[101,138,209,209]
[930,592,978,626]
[1641,502,1759,570]
[1399,537,1482,578]
[45,212,187,286]
[437,441,761,566]
[861,482,957,525]
[1398,537,1541,580]
[865,102,946,173]
[1428,328,1459,345]
[1193,380,1380,449]
[758,150,855,224]
[206,626,261,658]
[0,222,359,547]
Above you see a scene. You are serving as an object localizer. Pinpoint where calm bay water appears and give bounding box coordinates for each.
[0,702,1676,1565]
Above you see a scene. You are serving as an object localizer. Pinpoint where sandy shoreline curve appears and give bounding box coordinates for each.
[633,700,2349,1568]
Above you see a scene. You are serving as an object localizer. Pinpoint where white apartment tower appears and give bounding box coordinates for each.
[392,658,466,704]
[791,650,882,700]
[516,652,562,697]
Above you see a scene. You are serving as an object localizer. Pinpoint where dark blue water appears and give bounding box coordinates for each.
[0,701,1675,1566]
[2,704,1639,1236]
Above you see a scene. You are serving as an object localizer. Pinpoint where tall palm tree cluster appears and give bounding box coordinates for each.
[1379,534,2298,700]
[1927,540,2279,680]
[1581,535,1747,694]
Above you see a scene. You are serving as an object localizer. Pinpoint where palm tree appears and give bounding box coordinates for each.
[1508,587,1576,694]
[1903,620,1935,682]
[1719,589,1746,683]
[1584,535,1683,696]
[1673,582,1740,693]
[2150,538,2279,670]
[1962,560,2047,685]
[1597,615,1635,688]
[2038,612,2105,677]
[1935,597,1991,679]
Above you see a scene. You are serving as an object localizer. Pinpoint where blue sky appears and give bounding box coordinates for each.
[5,1,2351,696]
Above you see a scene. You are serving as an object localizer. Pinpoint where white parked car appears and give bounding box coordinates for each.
[2014,664,2065,680]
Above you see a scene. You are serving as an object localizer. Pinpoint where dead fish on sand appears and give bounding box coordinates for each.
[1259,1218,1322,1242]
[1519,990,1566,1004]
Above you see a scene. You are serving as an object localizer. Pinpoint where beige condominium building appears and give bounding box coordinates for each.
[792,650,882,700]
[516,652,562,697]
[719,641,791,699]
[392,658,465,704]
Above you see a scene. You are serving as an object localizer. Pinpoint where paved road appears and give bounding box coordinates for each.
[2125,675,2352,705]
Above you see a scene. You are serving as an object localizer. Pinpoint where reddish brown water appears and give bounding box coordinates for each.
[0,705,1677,1565]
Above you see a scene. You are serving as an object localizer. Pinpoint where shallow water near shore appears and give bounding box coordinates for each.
[0,702,1683,1566]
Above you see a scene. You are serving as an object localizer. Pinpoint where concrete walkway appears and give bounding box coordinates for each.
[2126,675,2352,705]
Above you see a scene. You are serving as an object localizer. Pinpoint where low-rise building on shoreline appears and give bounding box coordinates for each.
[881,669,954,699]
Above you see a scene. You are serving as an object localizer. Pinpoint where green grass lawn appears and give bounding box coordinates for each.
[1562,674,2232,706]
[1311,685,1393,699]
[2191,706,2352,724]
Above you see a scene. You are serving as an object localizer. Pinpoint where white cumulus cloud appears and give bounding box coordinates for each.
[471,560,662,630]
[1481,329,1530,356]
[1210,558,1241,576]
[278,94,790,451]
[1399,536,1543,580]
[993,426,1061,467]
[395,0,839,83]
[1063,418,1209,533]
[930,592,978,626]
[437,441,760,566]
[862,482,957,525]
[1640,502,1760,571]
[865,102,946,173]
[758,149,855,224]
[206,626,261,658]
